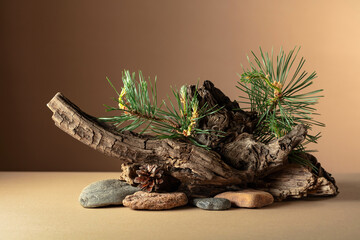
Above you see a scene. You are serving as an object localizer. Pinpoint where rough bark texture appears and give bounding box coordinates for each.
[47,81,338,199]
[187,80,258,148]
[255,164,338,201]
[252,153,338,200]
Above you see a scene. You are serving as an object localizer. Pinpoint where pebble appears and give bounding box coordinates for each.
[191,198,231,210]
[123,191,188,210]
[215,189,274,208]
[79,179,139,208]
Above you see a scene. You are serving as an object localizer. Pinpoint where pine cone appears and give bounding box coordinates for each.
[134,164,164,192]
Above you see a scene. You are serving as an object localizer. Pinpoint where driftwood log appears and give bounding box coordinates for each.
[47,81,338,199]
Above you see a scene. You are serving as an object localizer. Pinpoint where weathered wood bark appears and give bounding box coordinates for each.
[253,153,338,200]
[47,81,338,198]
[255,164,339,201]
[187,80,258,148]
[188,81,308,178]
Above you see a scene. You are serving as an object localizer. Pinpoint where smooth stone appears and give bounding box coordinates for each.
[215,189,274,208]
[79,179,139,208]
[191,198,231,210]
[123,191,188,210]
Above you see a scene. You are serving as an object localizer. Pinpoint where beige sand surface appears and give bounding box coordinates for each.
[1,172,359,240]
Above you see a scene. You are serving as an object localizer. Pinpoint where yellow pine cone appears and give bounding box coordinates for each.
[182,110,198,137]
[118,88,129,113]
[272,81,283,98]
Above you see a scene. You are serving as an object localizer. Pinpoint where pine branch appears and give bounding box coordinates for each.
[237,47,325,171]
[99,70,221,149]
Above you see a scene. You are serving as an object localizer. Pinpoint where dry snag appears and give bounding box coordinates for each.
[47,80,338,199]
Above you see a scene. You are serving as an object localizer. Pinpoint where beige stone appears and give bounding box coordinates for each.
[123,191,188,210]
[215,189,274,208]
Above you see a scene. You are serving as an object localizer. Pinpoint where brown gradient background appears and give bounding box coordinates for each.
[1,0,359,172]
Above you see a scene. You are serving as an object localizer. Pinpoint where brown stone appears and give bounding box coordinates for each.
[123,191,188,210]
[215,189,274,208]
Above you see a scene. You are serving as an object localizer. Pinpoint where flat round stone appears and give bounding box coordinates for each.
[123,191,188,210]
[79,179,139,208]
[215,189,274,208]
[192,198,231,210]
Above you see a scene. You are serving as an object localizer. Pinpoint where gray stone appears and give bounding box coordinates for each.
[191,198,231,210]
[79,179,139,208]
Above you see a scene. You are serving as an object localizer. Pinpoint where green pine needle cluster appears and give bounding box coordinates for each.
[237,47,325,171]
[99,70,220,149]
